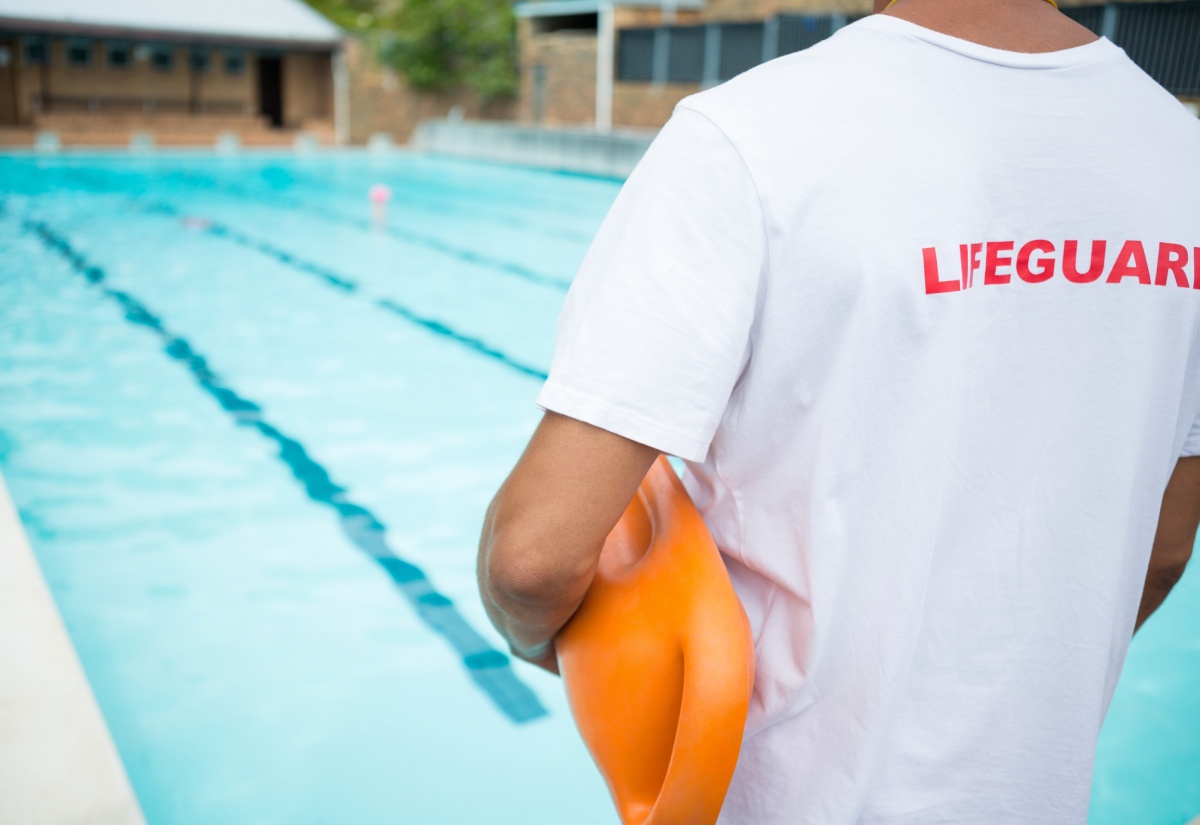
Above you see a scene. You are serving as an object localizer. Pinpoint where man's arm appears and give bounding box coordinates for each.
[478,411,659,673]
[1137,456,1200,633]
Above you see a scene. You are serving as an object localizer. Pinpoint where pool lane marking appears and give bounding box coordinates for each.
[179,162,597,245]
[38,162,572,293]
[152,173,574,293]
[264,170,597,246]
[26,218,548,725]
[279,198,574,292]
[144,202,550,382]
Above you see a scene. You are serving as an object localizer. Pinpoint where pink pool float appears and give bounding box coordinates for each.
[369,183,392,227]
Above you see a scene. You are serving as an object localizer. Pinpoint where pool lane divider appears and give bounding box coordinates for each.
[272,165,599,245]
[172,164,593,249]
[287,200,574,292]
[26,218,548,725]
[152,184,573,293]
[146,202,550,382]
[243,167,591,267]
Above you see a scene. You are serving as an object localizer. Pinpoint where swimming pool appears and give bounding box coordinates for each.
[0,151,1196,824]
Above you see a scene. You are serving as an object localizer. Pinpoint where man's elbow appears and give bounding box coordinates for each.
[482,530,594,609]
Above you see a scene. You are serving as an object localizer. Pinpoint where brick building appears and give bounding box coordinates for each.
[514,0,708,129]
[0,0,345,147]
[516,0,1200,130]
[513,0,871,130]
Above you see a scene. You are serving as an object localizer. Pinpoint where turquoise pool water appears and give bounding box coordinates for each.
[0,151,1196,824]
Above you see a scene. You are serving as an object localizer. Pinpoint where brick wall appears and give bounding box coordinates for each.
[516,23,597,126]
[346,38,514,144]
[516,9,701,128]
[702,0,872,20]
[0,36,337,127]
[195,51,257,114]
[31,41,196,111]
[283,51,332,128]
[614,8,703,26]
[613,81,697,128]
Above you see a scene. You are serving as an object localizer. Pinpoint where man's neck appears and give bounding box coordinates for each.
[877,0,1100,53]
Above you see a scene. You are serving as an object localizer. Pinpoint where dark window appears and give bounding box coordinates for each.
[107,41,131,69]
[1114,2,1200,97]
[531,13,598,34]
[150,45,174,71]
[225,50,245,75]
[67,39,92,67]
[190,47,210,73]
[717,22,764,81]
[23,37,48,66]
[666,26,704,83]
[616,29,655,82]
[777,15,834,56]
[1061,5,1106,34]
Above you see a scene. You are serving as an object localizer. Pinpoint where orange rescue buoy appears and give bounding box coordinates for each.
[556,456,755,825]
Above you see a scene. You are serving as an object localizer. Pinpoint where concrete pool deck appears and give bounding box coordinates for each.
[412,118,654,178]
[0,473,145,825]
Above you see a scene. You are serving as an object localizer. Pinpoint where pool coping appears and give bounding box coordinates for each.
[412,118,653,179]
[0,471,146,825]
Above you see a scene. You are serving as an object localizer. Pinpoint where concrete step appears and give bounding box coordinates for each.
[33,113,271,133]
[0,129,34,148]
[0,127,332,149]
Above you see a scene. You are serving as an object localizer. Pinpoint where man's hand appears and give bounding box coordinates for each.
[478,412,660,674]
[1137,456,1200,632]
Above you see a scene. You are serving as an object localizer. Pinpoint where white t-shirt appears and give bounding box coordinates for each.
[538,15,1200,824]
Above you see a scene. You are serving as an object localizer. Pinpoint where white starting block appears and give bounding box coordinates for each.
[215,131,240,154]
[294,133,319,154]
[129,131,155,153]
[34,131,60,153]
[367,132,394,153]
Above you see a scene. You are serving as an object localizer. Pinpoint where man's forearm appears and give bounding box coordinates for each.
[475,412,660,672]
[1135,560,1188,633]
[1137,457,1200,634]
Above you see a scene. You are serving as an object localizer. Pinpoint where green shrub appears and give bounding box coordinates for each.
[387,0,517,101]
[305,0,518,102]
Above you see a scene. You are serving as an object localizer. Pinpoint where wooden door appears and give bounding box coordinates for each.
[0,40,18,125]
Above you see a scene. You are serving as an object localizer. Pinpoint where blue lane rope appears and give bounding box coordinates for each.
[25,218,548,725]
[239,184,585,282]
[45,162,581,284]
[144,202,551,382]
[173,164,594,249]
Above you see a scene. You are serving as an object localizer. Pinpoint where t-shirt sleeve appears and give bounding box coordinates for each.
[536,105,767,463]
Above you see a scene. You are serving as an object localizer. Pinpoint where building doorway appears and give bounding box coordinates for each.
[257,55,283,127]
[0,40,18,125]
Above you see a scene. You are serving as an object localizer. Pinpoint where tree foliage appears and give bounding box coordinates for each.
[385,0,517,101]
[302,0,387,31]
[303,0,517,102]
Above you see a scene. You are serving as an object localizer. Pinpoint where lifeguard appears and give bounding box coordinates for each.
[478,0,1200,821]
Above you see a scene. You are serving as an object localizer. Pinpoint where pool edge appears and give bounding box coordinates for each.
[0,471,147,825]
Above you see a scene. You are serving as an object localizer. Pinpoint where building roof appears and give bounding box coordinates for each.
[516,0,704,16]
[0,0,342,47]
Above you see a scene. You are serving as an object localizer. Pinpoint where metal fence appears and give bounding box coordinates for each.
[1065,1,1200,96]
[617,27,656,82]
[666,26,705,83]
[778,15,842,56]
[618,2,1200,97]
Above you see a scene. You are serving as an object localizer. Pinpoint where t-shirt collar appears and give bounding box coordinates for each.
[852,13,1119,69]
